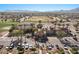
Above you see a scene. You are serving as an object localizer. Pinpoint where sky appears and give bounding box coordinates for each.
[0,4,79,12]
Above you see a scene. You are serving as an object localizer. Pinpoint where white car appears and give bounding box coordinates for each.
[64,47,68,50]
[6,46,9,49]
[25,43,29,49]
[22,43,29,49]
[29,44,33,49]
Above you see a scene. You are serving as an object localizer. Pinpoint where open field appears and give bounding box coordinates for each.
[25,16,56,23]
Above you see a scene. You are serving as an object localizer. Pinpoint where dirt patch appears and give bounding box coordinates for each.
[0,31,9,37]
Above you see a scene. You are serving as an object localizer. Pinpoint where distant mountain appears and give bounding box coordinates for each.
[69,8,79,13]
[3,10,39,13]
[58,8,79,13]
[1,7,79,13]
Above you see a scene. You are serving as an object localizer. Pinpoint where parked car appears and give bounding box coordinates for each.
[22,43,29,50]
[64,47,68,50]
[47,44,54,50]
[17,44,24,54]
[56,45,60,49]
[29,44,33,49]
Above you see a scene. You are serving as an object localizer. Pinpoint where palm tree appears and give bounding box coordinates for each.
[20,25,23,44]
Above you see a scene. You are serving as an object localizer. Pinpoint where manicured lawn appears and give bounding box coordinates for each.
[0,29,8,32]
[0,21,20,28]
[0,21,20,32]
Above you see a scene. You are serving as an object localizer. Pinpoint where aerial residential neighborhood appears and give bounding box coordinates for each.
[0,4,79,54]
